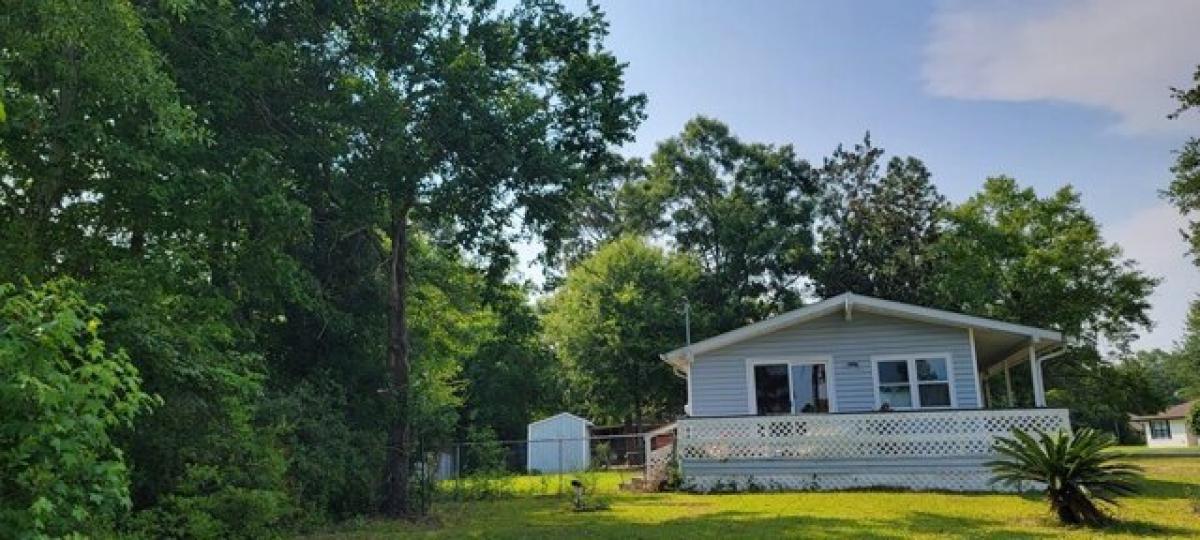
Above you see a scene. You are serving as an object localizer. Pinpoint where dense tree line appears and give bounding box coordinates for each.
[1,0,639,535]
[1,2,1195,537]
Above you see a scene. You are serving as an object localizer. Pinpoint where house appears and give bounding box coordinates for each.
[1131,401,1197,448]
[643,292,1072,492]
[527,412,592,473]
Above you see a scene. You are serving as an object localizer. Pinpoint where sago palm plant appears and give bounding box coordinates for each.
[987,427,1142,525]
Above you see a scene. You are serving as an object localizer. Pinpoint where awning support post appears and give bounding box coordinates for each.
[1029,342,1046,407]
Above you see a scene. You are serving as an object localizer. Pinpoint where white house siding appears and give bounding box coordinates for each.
[688,311,979,415]
[1142,419,1195,448]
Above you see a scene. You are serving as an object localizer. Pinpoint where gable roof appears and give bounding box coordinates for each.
[661,292,1064,370]
[527,411,593,428]
[1131,401,1196,421]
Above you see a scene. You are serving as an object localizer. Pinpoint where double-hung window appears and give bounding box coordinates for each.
[873,355,953,410]
[1149,420,1172,440]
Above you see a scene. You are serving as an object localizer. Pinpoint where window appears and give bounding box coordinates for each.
[791,363,829,413]
[874,355,953,410]
[753,364,791,415]
[749,359,832,415]
[1149,420,1172,440]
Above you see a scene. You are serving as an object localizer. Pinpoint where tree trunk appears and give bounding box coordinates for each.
[383,205,412,517]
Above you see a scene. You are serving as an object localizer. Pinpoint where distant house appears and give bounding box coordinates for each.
[1131,401,1198,448]
[644,292,1072,492]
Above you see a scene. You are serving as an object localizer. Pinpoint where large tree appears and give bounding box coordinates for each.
[542,236,699,429]
[814,135,947,304]
[935,177,1156,348]
[338,1,644,516]
[1165,64,1200,265]
[641,117,819,331]
[1,3,300,533]
[0,1,196,282]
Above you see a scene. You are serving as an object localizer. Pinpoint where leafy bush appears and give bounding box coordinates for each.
[591,442,614,470]
[462,426,507,474]
[0,279,157,537]
[126,414,295,539]
[1188,402,1200,437]
[988,427,1142,525]
[260,379,385,522]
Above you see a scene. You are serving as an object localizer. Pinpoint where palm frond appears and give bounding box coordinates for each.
[987,426,1142,526]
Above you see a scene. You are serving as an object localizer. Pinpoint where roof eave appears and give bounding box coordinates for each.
[658,292,1065,364]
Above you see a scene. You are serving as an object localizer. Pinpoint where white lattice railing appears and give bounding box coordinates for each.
[678,409,1070,462]
[643,422,677,489]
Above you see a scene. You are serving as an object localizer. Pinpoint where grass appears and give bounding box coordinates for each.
[306,456,1200,539]
[1110,444,1200,456]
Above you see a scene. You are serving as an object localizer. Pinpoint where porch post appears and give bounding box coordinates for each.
[1003,361,1014,406]
[1029,343,1046,407]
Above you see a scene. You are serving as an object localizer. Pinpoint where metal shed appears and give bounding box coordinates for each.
[526,412,592,473]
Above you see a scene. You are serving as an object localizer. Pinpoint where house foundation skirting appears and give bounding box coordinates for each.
[682,470,1014,493]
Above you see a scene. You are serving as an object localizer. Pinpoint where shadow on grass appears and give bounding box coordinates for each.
[1133,477,1200,499]
[368,499,1057,539]
[307,493,1200,540]
[1100,518,1198,537]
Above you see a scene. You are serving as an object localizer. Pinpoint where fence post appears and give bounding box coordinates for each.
[454,443,461,500]
[557,438,563,495]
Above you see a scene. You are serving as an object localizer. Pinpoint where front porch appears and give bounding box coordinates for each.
[647,407,1070,492]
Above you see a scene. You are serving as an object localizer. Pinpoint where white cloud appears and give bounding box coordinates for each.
[1107,203,1198,350]
[924,0,1200,134]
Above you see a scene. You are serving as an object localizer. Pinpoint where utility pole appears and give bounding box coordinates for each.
[683,296,691,347]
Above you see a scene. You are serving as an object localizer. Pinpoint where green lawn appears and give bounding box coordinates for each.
[308,456,1200,539]
[1111,445,1200,456]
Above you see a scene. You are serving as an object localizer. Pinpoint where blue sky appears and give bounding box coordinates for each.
[535,0,1199,351]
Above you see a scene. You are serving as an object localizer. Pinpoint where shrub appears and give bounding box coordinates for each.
[591,442,613,470]
[462,426,507,474]
[1188,402,1200,437]
[0,279,157,538]
[259,379,384,522]
[988,427,1141,525]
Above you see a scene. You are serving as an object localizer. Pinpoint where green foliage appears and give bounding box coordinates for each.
[0,279,156,538]
[1173,301,1200,399]
[1044,348,1171,440]
[641,117,819,329]
[259,379,385,523]
[0,0,198,282]
[814,135,947,304]
[544,236,699,426]
[988,428,1141,525]
[461,282,561,441]
[936,177,1156,349]
[1189,402,1200,437]
[1165,64,1200,265]
[462,426,507,475]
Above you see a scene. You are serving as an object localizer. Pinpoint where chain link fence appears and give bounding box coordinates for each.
[427,431,671,500]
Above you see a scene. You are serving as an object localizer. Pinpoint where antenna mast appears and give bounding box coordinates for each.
[683,296,691,347]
